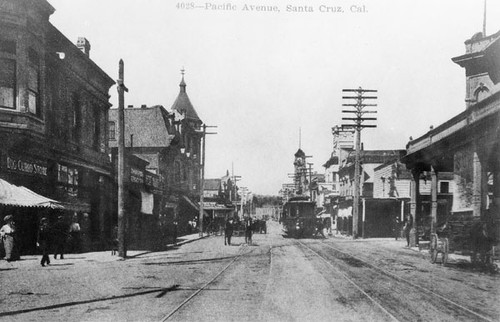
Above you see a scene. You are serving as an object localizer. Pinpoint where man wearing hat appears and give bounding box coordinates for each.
[53,216,68,259]
[0,215,16,261]
[37,218,51,266]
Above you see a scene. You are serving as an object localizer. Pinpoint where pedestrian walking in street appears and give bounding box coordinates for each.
[68,213,81,253]
[172,220,178,246]
[1,215,17,262]
[80,213,91,252]
[393,215,401,241]
[245,217,253,245]
[224,218,233,246]
[111,225,118,255]
[403,215,412,247]
[37,217,51,267]
[53,216,68,259]
[314,218,326,238]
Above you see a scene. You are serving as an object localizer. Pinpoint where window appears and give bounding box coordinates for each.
[27,48,40,116]
[0,58,16,109]
[474,83,489,102]
[93,105,101,150]
[440,182,449,194]
[71,93,81,141]
[57,164,79,195]
[109,121,116,140]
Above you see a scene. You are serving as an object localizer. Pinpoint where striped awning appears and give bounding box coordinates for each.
[0,178,63,209]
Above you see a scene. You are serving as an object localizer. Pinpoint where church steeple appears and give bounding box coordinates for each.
[180,67,186,93]
[171,67,202,123]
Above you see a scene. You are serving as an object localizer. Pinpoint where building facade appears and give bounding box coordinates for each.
[108,74,204,244]
[0,0,115,253]
[403,30,500,249]
[336,150,405,236]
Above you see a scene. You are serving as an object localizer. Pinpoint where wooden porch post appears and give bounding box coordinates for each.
[430,166,438,234]
[410,169,420,247]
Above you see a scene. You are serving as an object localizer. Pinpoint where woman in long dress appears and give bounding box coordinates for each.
[0,215,16,261]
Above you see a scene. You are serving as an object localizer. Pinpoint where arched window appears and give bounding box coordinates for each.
[474,83,490,102]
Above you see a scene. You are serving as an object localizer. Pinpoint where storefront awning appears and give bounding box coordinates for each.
[182,195,210,217]
[0,178,63,209]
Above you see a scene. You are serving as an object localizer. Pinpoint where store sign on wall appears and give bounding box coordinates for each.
[130,167,144,184]
[6,155,48,177]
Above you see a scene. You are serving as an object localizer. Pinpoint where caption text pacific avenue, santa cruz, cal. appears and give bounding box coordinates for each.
[175,2,368,14]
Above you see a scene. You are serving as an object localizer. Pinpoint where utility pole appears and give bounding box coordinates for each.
[341,87,377,239]
[230,163,241,203]
[198,124,217,237]
[307,162,314,200]
[117,59,128,258]
[238,187,248,218]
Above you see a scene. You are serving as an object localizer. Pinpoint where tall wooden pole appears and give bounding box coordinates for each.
[198,124,216,235]
[198,124,206,237]
[307,163,313,200]
[117,59,128,258]
[353,127,361,239]
[341,87,377,239]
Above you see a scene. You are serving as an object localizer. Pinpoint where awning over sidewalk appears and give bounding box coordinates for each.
[182,195,210,217]
[0,178,63,209]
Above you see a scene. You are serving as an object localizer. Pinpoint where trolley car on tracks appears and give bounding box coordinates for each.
[280,196,316,238]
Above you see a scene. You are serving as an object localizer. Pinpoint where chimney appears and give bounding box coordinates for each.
[76,37,91,57]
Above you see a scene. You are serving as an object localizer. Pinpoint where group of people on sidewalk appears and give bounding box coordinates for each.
[1,213,83,267]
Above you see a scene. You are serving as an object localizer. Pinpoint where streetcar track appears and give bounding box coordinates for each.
[295,240,400,322]
[159,247,247,321]
[317,240,494,322]
[299,239,494,322]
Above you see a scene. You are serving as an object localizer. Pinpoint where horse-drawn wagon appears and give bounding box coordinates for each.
[427,213,498,272]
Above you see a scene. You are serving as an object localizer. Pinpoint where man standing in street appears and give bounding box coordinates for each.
[53,216,68,259]
[37,218,51,267]
[314,218,326,238]
[224,218,234,246]
[245,216,253,245]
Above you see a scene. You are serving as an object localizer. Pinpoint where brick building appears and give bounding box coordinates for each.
[0,0,115,253]
[108,73,204,244]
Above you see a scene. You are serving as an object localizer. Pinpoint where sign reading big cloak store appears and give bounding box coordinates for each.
[4,154,48,178]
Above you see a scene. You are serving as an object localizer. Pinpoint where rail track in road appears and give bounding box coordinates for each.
[296,239,495,322]
[159,247,247,321]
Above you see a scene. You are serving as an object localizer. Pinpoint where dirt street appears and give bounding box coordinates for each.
[0,220,498,321]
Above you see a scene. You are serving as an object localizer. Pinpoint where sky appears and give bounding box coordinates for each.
[47,0,500,195]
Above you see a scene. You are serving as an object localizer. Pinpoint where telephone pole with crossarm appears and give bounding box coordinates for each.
[341,87,377,239]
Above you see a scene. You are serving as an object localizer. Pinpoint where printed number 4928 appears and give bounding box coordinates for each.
[177,3,195,9]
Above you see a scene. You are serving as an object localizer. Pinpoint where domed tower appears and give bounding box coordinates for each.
[293,148,307,196]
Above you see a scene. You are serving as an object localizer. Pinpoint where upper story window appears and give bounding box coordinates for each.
[109,121,116,140]
[0,58,16,109]
[93,105,101,151]
[71,92,81,141]
[27,48,40,116]
[440,181,450,194]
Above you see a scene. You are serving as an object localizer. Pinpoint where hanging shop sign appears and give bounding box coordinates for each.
[5,154,48,177]
[145,172,163,194]
[130,167,144,184]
